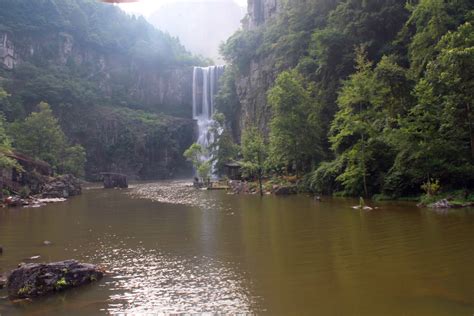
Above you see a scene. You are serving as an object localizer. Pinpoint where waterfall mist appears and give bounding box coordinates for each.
[192,66,225,170]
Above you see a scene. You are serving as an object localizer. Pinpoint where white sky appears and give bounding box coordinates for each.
[118,0,247,18]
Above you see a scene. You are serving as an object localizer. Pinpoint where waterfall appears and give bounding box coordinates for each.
[192,65,225,166]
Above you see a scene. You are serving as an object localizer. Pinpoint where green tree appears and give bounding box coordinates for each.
[241,127,267,196]
[388,22,474,192]
[183,143,211,182]
[9,102,67,167]
[59,144,86,177]
[268,69,323,175]
[0,115,19,170]
[183,143,206,168]
[403,0,473,77]
[330,48,390,196]
[8,102,86,176]
[210,113,240,176]
[214,66,241,140]
[197,161,211,183]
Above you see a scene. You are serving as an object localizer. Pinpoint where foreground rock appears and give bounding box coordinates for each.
[42,175,82,198]
[7,260,104,299]
[0,274,6,289]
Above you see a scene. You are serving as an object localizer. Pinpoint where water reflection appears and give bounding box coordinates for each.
[0,182,473,315]
[87,244,254,314]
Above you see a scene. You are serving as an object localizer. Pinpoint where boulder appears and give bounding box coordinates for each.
[0,274,6,289]
[4,196,22,207]
[429,199,452,208]
[0,245,3,254]
[229,180,248,194]
[274,185,297,196]
[42,175,82,198]
[7,260,104,299]
[101,173,128,189]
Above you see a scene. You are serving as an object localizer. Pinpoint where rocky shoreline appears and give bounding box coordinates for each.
[2,174,82,208]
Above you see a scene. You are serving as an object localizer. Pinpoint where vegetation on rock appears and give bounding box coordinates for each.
[217,0,474,199]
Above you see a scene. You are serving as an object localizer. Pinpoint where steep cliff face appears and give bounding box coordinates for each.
[0,0,202,180]
[1,31,193,117]
[235,0,281,135]
[245,0,280,30]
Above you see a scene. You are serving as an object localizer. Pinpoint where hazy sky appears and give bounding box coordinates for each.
[118,0,246,18]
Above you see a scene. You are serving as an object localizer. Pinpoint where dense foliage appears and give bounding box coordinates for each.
[219,0,474,197]
[8,102,86,176]
[0,0,199,179]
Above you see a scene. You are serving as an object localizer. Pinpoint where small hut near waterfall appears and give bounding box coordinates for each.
[224,162,242,180]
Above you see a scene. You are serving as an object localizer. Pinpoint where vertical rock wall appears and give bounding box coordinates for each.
[237,0,281,135]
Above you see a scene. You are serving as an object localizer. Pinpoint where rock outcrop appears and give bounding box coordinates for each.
[7,260,104,299]
[274,185,297,196]
[428,199,474,209]
[42,175,82,198]
[0,31,193,114]
[236,0,282,135]
[245,0,280,30]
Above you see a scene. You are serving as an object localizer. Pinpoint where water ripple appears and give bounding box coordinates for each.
[86,243,255,314]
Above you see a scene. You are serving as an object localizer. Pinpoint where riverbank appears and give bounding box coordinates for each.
[1,174,82,209]
[212,177,474,208]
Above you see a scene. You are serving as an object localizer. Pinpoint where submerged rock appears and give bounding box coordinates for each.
[0,245,3,254]
[352,205,373,210]
[7,260,104,299]
[274,186,297,195]
[427,199,474,209]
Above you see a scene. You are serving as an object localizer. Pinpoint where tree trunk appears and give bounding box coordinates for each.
[361,135,368,197]
[258,169,263,197]
[467,103,474,160]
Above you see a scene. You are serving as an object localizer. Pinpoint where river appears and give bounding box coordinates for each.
[0,181,473,315]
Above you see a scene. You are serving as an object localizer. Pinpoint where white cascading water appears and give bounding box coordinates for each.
[192,65,225,168]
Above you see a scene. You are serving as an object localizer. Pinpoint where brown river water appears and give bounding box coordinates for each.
[0,181,473,315]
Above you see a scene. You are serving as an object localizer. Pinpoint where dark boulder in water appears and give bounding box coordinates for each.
[274,185,297,196]
[42,174,82,198]
[7,260,104,299]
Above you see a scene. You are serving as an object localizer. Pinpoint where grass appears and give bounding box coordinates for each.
[419,190,474,206]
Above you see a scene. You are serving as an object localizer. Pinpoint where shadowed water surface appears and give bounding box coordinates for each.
[0,181,473,315]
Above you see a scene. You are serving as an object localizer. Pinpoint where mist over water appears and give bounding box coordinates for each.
[192,66,225,165]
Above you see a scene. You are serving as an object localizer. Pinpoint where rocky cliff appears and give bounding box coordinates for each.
[0,0,200,180]
[0,31,193,117]
[235,0,282,135]
[245,0,280,30]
